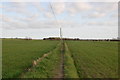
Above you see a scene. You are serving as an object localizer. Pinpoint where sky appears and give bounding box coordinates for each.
[0,1,118,39]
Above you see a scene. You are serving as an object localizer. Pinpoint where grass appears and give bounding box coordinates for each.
[2,39,59,78]
[2,39,118,78]
[22,43,61,78]
[66,41,118,78]
[64,43,79,78]
[0,39,2,79]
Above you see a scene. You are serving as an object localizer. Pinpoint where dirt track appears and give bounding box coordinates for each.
[53,42,64,79]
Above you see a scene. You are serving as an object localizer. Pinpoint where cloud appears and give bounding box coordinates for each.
[67,2,92,15]
[38,20,78,28]
[85,12,106,18]
[1,14,14,23]
[67,2,117,18]
[1,14,28,29]
[2,16,80,29]
[2,16,28,29]
[3,2,32,16]
[32,2,44,12]
[27,20,80,29]
[93,2,118,15]
[3,2,55,19]
[42,2,66,18]
[44,12,53,18]
[1,0,119,2]
[111,13,118,18]
[2,2,118,30]
[100,2,117,11]
[81,2,118,18]
[52,2,66,14]
[0,4,4,8]
[86,21,117,26]
[24,14,39,21]
[74,2,92,11]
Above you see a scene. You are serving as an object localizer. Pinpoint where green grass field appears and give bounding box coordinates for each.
[2,39,119,78]
[2,39,59,78]
[22,43,61,78]
[66,41,118,78]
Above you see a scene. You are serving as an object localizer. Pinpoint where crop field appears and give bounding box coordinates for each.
[66,41,118,78]
[22,43,61,78]
[2,39,59,78]
[2,39,119,78]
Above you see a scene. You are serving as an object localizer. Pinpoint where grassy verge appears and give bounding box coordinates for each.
[64,43,79,78]
[22,43,61,78]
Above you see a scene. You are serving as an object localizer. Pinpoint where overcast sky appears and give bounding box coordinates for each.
[0,2,118,39]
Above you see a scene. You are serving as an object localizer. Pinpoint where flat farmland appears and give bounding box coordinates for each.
[2,39,59,78]
[2,39,119,78]
[66,41,118,78]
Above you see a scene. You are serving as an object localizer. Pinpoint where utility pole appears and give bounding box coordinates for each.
[49,2,64,78]
[60,28,64,43]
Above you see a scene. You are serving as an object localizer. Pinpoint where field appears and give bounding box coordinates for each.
[2,39,59,78]
[2,39,119,78]
[66,41,118,78]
